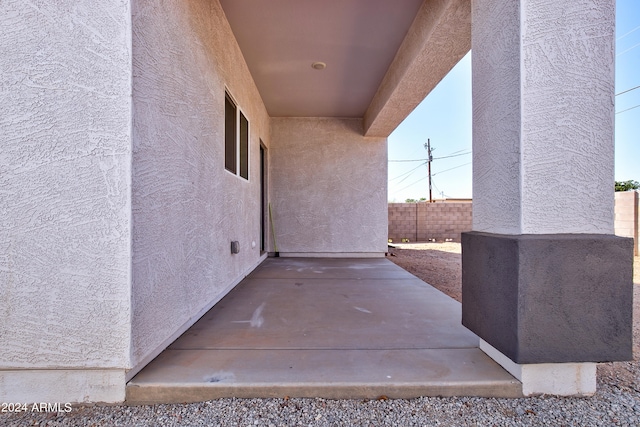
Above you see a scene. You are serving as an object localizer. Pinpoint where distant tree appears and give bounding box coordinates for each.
[405,198,417,203]
[615,180,639,192]
[419,197,427,202]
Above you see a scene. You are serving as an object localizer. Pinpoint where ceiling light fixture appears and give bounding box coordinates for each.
[311,62,326,70]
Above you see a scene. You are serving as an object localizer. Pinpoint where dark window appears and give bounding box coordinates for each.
[225,93,237,174]
[225,91,249,180]
[239,112,249,179]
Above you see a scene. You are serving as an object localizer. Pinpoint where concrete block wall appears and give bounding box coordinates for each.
[614,191,639,256]
[390,195,639,253]
[388,202,473,242]
[388,203,418,242]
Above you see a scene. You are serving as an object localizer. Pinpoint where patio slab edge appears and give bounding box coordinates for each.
[126,380,523,405]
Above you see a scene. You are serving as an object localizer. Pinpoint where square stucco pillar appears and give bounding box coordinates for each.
[1,1,132,403]
[465,0,633,396]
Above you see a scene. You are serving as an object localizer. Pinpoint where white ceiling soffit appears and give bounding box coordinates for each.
[219,0,424,118]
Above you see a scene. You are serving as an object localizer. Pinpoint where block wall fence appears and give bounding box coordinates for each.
[388,202,473,243]
[389,193,639,255]
[614,191,639,256]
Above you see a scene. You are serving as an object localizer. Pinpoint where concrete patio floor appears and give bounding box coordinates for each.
[126,257,522,404]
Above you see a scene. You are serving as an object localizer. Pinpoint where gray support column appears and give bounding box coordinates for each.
[465,0,633,396]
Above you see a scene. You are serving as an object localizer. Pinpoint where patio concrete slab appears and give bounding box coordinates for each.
[126,348,521,402]
[127,258,522,403]
[170,277,477,350]
[246,257,413,280]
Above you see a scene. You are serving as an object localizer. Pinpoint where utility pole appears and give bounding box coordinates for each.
[425,139,433,202]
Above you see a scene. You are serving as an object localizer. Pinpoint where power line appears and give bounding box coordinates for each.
[618,24,640,41]
[616,85,640,96]
[616,104,640,115]
[432,178,452,199]
[388,158,428,162]
[390,149,471,164]
[395,162,471,192]
[432,162,472,176]
[431,178,444,199]
[389,161,427,181]
[617,41,640,57]
[395,163,427,185]
[394,173,429,193]
[432,151,471,160]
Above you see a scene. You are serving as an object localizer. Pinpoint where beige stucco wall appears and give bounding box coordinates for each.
[131,0,270,374]
[0,0,132,403]
[270,118,388,256]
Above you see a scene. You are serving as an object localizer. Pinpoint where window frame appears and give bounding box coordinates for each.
[224,89,250,181]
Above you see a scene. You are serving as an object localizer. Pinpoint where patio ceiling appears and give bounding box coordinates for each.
[219,0,471,136]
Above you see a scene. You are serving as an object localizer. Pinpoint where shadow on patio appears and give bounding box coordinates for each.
[126,257,521,404]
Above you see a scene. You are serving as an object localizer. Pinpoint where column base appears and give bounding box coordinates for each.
[0,369,126,403]
[462,232,633,364]
[480,339,596,396]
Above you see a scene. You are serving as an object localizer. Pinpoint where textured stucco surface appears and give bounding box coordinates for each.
[0,369,126,403]
[463,232,633,364]
[270,118,387,255]
[472,0,615,234]
[471,0,521,234]
[364,0,470,137]
[131,0,270,371]
[0,0,132,373]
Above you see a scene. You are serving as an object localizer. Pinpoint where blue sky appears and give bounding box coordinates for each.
[388,0,640,202]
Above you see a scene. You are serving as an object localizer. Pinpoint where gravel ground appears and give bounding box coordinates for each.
[387,242,464,302]
[3,245,639,427]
